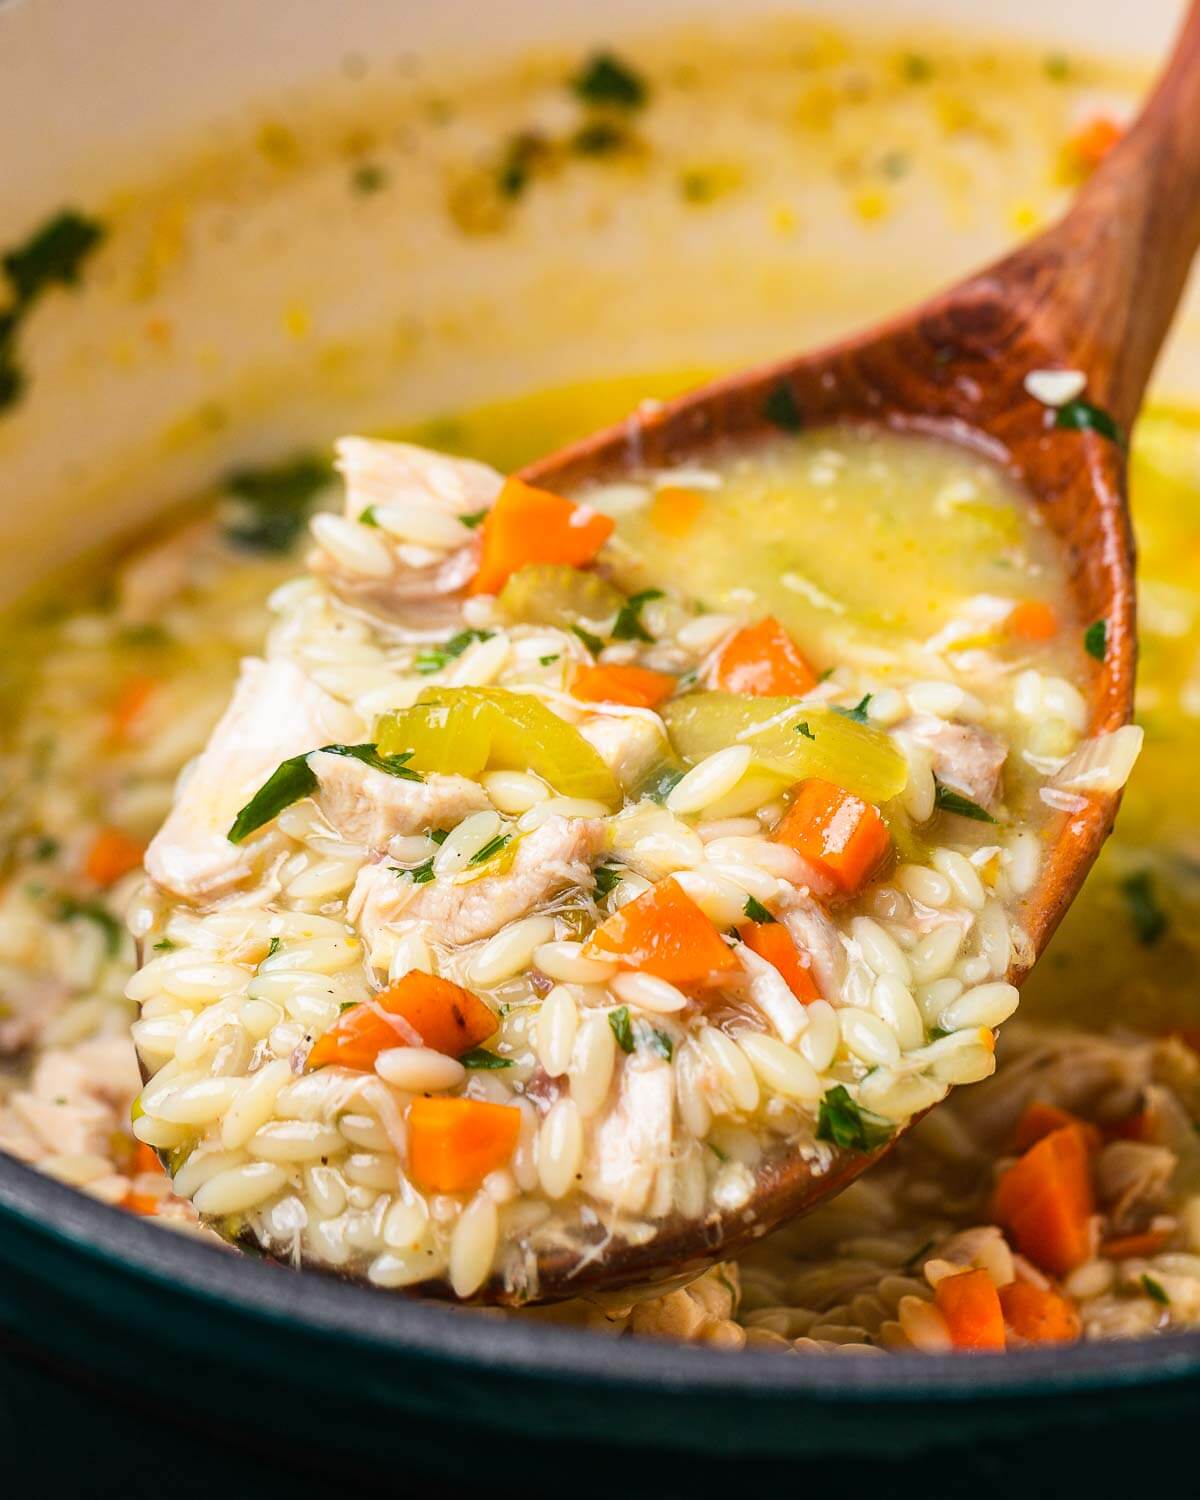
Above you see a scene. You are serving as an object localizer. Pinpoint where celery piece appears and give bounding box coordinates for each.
[497,563,623,633]
[377,687,622,808]
[662,692,907,804]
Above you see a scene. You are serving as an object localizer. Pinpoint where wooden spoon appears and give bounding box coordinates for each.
[456,1,1200,1305]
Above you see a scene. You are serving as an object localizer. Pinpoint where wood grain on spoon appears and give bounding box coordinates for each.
[490,0,1200,1303]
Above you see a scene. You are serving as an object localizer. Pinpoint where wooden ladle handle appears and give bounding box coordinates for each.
[997,0,1200,431]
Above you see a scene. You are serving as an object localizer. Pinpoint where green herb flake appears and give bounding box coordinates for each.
[459,508,488,529]
[816,1084,895,1154]
[571,51,648,109]
[538,653,560,667]
[763,382,803,433]
[794,721,816,741]
[414,628,495,674]
[496,132,549,199]
[56,896,123,956]
[927,1026,952,1042]
[1054,398,1126,448]
[266,937,281,959]
[612,588,664,643]
[743,895,776,925]
[1142,1273,1170,1306]
[571,120,629,156]
[933,782,998,824]
[460,1047,514,1070]
[571,624,605,656]
[351,163,388,195]
[31,835,60,862]
[152,938,177,952]
[358,505,379,527]
[832,694,873,724]
[429,829,449,845]
[406,860,437,885]
[609,1005,635,1053]
[227,743,420,843]
[222,453,331,553]
[468,833,512,867]
[1084,619,1108,661]
[593,863,623,897]
[3,210,105,306]
[1119,869,1168,947]
[638,1025,674,1062]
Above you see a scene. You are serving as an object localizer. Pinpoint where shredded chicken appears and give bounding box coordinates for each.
[349,815,605,953]
[583,1056,674,1214]
[145,657,360,902]
[579,712,670,791]
[899,713,1008,808]
[777,889,846,998]
[310,751,489,849]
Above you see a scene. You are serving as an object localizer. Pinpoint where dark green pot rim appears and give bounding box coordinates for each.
[3,1147,1198,1403]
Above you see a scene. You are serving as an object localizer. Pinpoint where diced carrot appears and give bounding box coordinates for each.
[713,617,818,697]
[773,778,891,894]
[469,477,614,596]
[121,1191,165,1217]
[84,827,146,887]
[582,875,739,987]
[1006,600,1059,643]
[993,1124,1096,1277]
[1100,1229,1172,1260]
[1065,115,1123,174]
[572,663,677,709]
[934,1268,1006,1351]
[307,972,497,1072]
[999,1280,1081,1345]
[1012,1101,1101,1154]
[131,1140,164,1177]
[738,920,820,1001]
[109,674,158,740]
[650,484,706,538]
[408,1096,521,1194]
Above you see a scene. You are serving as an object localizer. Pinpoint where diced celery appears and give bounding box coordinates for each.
[662,692,907,804]
[376,687,622,809]
[497,563,623,631]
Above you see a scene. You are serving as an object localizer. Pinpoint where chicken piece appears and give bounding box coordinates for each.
[898,714,1007,809]
[310,751,488,849]
[776,889,847,999]
[335,437,503,522]
[579,712,671,792]
[145,657,360,903]
[349,815,604,955]
[314,439,503,623]
[583,1056,674,1215]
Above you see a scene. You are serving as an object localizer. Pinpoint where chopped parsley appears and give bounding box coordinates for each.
[933,782,998,824]
[152,937,177,952]
[743,895,776,924]
[571,52,648,109]
[571,120,629,156]
[571,624,605,656]
[794,721,816,740]
[358,506,379,527]
[429,828,449,844]
[468,833,512,867]
[1084,619,1108,661]
[460,1048,514,1070]
[458,508,488,529]
[31,835,60,862]
[1142,1273,1169,1305]
[497,131,549,199]
[1119,869,1168,947]
[405,860,437,885]
[612,589,664,643]
[350,163,388,195]
[637,1023,674,1062]
[221,453,331,553]
[266,937,281,959]
[763,382,803,433]
[608,1005,635,1053]
[593,863,623,897]
[414,628,494,674]
[832,694,873,724]
[1054,398,1125,448]
[816,1084,895,1154]
[228,743,420,844]
[55,896,123,956]
[538,653,560,667]
[1,209,106,413]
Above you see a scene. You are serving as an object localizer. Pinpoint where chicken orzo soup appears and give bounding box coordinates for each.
[115,416,1127,1301]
